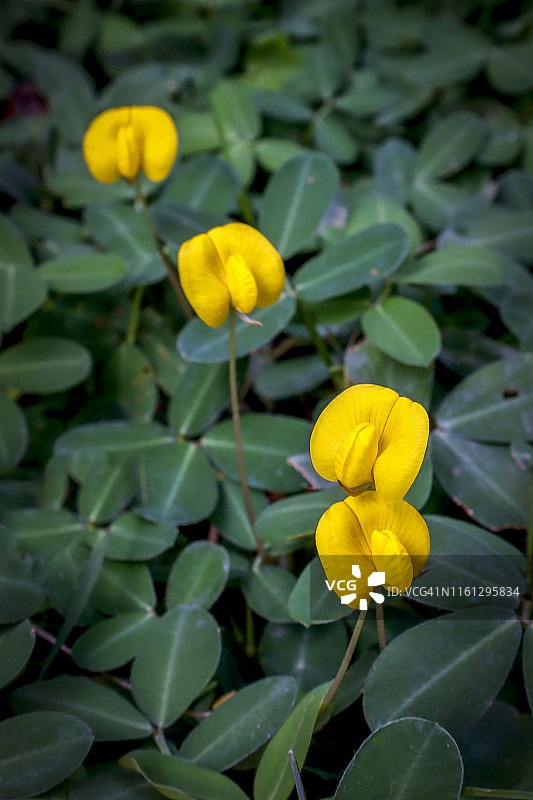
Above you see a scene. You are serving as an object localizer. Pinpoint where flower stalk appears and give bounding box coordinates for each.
[229,309,266,562]
[319,608,367,714]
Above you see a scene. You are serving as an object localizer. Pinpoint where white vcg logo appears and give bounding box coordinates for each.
[325,565,386,611]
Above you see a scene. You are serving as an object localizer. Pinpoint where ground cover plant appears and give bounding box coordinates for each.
[0,0,532,797]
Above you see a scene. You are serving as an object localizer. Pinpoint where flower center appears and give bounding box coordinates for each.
[116,124,141,180]
[371,528,413,593]
[224,254,258,314]
[335,422,378,494]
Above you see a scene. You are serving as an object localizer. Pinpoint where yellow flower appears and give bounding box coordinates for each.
[316,492,430,609]
[177,223,285,328]
[83,106,178,184]
[310,384,428,501]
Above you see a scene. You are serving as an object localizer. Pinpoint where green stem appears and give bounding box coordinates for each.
[319,609,367,713]
[297,299,344,392]
[126,286,145,346]
[463,789,533,799]
[245,598,255,658]
[134,178,192,319]
[229,309,267,562]
[524,470,533,612]
[239,189,255,227]
[153,727,171,755]
[375,603,387,651]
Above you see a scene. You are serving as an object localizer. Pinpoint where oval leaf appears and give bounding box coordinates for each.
[294,223,409,302]
[362,297,441,367]
[0,392,28,474]
[363,607,522,736]
[166,542,229,611]
[260,154,338,258]
[0,711,93,800]
[415,111,485,179]
[0,337,92,394]
[0,620,35,690]
[177,292,296,363]
[179,676,296,771]
[38,253,126,293]
[202,414,312,493]
[131,605,221,728]
[336,717,463,800]
[397,245,505,287]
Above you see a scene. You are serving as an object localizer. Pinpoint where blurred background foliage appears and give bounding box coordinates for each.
[0,0,533,798]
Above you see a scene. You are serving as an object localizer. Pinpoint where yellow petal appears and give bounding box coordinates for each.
[371,529,413,594]
[132,106,178,183]
[224,254,258,313]
[207,223,285,308]
[116,124,141,181]
[83,107,130,183]
[315,500,375,609]
[346,493,430,577]
[310,384,398,483]
[373,396,429,501]
[335,422,378,493]
[178,232,230,327]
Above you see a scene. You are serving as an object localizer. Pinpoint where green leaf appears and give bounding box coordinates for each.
[344,341,433,410]
[78,459,138,525]
[54,421,173,464]
[38,254,126,293]
[9,508,82,557]
[361,297,441,367]
[260,622,348,693]
[202,414,312,493]
[0,620,35,690]
[70,767,162,800]
[335,717,463,800]
[346,195,421,257]
[179,676,296,771]
[253,682,329,800]
[163,155,239,214]
[313,114,358,165]
[260,154,338,258]
[8,204,82,243]
[104,512,177,561]
[242,565,296,623]
[523,626,533,714]
[210,80,260,144]
[131,605,221,728]
[71,611,155,672]
[0,553,46,624]
[410,178,474,231]
[363,607,522,736]
[464,208,533,263]
[488,39,533,94]
[255,354,329,400]
[120,750,249,800]
[175,111,221,157]
[397,245,505,287]
[0,337,92,394]
[10,676,152,742]
[431,430,530,530]
[373,138,416,204]
[137,443,218,525]
[168,361,230,437]
[177,292,296,363]
[0,217,46,332]
[436,353,533,442]
[415,515,525,612]
[415,111,485,179]
[102,344,158,422]
[85,203,164,287]
[294,224,409,302]
[255,139,309,173]
[0,711,93,800]
[211,480,267,552]
[91,561,156,615]
[0,392,28,473]
[255,487,344,555]
[287,557,351,627]
[166,542,229,611]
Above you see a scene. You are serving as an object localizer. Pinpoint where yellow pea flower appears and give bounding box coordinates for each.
[83,106,178,184]
[316,492,430,609]
[177,223,285,327]
[310,384,429,501]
